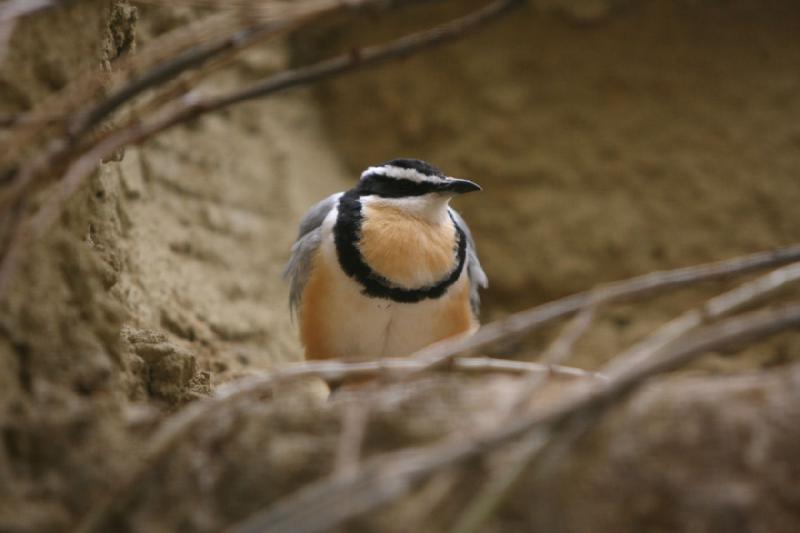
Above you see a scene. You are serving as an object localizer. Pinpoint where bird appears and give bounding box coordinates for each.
[284,158,487,361]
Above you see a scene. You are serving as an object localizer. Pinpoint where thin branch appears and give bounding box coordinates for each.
[409,244,800,372]
[0,121,147,298]
[0,0,524,303]
[72,354,596,533]
[333,400,370,480]
[214,357,603,390]
[540,305,596,365]
[1,0,486,200]
[450,414,593,533]
[508,305,596,414]
[1,16,278,211]
[109,0,525,136]
[227,302,800,533]
[452,357,603,379]
[0,13,236,205]
[67,26,270,140]
[0,112,65,129]
[605,260,800,378]
[68,0,384,139]
[0,0,60,64]
[2,0,350,199]
[73,249,800,531]
[449,306,596,533]
[0,0,60,22]
[204,0,525,111]
[450,430,549,533]
[1,0,361,159]
[0,11,240,167]
[0,1,61,36]
[450,259,800,533]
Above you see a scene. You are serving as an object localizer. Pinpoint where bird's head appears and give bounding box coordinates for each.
[353,159,481,222]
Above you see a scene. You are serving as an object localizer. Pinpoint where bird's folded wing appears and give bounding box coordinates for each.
[284,192,342,315]
[449,208,488,316]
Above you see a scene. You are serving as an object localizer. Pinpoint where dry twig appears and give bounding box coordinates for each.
[448,305,598,533]
[605,260,800,378]
[0,0,60,63]
[74,249,800,532]
[0,0,524,302]
[72,355,597,533]
[228,302,800,533]
[333,400,370,479]
[538,305,597,365]
[450,258,800,533]
[0,12,240,169]
[1,0,398,201]
[1,14,271,208]
[449,305,596,533]
[410,244,800,371]
[449,429,550,533]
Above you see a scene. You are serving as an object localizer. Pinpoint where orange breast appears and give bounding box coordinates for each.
[359,204,457,289]
[299,250,335,360]
[436,276,477,340]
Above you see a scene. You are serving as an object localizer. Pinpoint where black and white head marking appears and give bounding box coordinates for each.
[355,158,480,198]
[333,159,479,303]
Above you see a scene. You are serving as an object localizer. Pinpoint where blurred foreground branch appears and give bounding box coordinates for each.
[450,258,800,533]
[74,247,800,532]
[229,302,800,533]
[0,0,60,63]
[73,354,597,533]
[0,0,524,301]
[410,243,800,370]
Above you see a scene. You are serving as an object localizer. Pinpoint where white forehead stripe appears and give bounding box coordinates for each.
[361,165,447,184]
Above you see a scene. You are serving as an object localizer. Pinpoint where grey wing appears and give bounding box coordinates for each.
[450,208,488,316]
[284,192,342,316]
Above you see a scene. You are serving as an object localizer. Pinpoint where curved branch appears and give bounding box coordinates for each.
[228,302,800,533]
[409,245,800,371]
[0,0,524,302]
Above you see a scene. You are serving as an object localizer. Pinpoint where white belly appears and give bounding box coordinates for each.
[302,230,475,360]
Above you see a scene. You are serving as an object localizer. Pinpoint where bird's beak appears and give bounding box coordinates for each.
[444,178,482,195]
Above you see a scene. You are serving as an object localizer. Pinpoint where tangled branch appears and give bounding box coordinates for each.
[229,302,800,533]
[0,0,524,302]
[7,4,800,532]
[409,243,800,370]
[450,258,800,533]
[72,247,800,532]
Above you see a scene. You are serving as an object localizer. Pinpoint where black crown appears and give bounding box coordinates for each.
[381,158,444,178]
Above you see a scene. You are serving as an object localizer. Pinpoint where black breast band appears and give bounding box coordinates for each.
[333,191,467,303]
